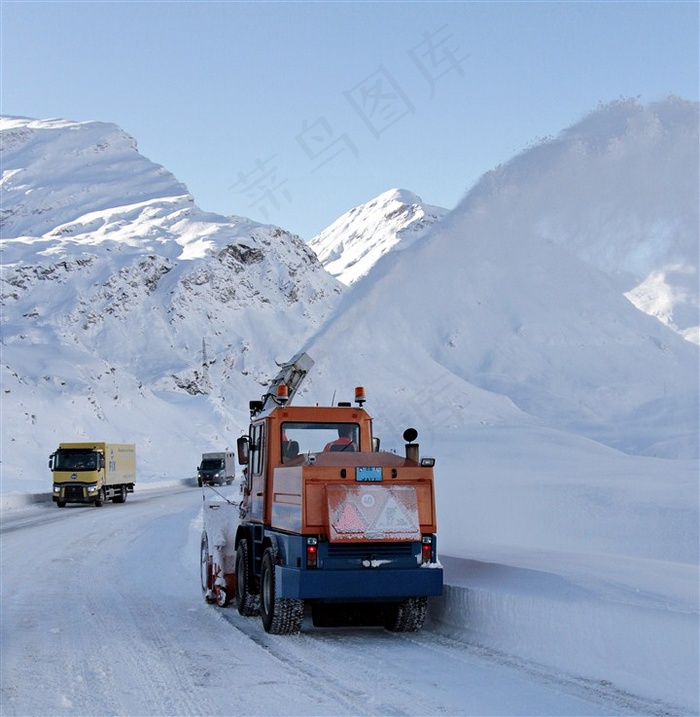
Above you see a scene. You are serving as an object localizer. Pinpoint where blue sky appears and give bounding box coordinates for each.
[2,1,698,239]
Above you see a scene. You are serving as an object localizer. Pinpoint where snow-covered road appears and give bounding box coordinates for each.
[0,487,689,716]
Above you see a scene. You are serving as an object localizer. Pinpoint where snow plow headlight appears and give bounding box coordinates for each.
[87,485,98,493]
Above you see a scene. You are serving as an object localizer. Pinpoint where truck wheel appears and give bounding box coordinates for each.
[112,485,127,504]
[260,546,304,635]
[94,488,105,507]
[200,533,216,604]
[385,596,428,632]
[56,501,66,508]
[234,541,259,616]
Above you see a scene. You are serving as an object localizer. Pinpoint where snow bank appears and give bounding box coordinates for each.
[430,555,698,714]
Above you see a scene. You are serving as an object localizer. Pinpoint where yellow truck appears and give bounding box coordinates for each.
[50,442,136,507]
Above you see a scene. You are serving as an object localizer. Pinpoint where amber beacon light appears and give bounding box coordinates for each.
[276,383,289,404]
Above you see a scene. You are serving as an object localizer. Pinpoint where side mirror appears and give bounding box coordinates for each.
[237,435,250,465]
[48,453,56,470]
[98,454,105,470]
[372,437,381,452]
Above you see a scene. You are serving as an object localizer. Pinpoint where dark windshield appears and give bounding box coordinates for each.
[200,459,223,470]
[54,451,98,471]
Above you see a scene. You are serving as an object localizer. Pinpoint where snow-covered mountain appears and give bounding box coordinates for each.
[1,116,343,486]
[298,98,699,460]
[1,98,698,492]
[1,117,190,238]
[308,188,447,285]
[310,100,699,343]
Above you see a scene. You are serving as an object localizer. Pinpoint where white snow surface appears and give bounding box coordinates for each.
[1,475,696,716]
[0,98,698,714]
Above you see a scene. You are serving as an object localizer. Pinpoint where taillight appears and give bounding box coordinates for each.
[421,535,433,564]
[306,537,318,568]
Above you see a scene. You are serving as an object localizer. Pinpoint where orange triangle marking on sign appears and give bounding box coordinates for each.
[333,500,366,533]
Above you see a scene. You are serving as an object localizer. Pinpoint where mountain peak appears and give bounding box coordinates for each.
[376,187,423,205]
[1,115,191,239]
[309,188,448,285]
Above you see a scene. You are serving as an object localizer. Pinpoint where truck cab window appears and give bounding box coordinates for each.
[55,450,98,471]
[281,422,359,456]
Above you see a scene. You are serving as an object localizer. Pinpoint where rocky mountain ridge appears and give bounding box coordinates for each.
[1,117,344,483]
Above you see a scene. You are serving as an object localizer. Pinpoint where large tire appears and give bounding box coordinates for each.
[260,546,304,635]
[385,596,428,633]
[112,485,128,504]
[56,501,66,508]
[234,541,259,617]
[94,488,105,507]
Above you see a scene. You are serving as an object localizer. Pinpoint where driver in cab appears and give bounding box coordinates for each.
[324,425,356,452]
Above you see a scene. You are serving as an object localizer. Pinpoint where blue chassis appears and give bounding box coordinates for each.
[275,562,444,600]
[244,525,444,602]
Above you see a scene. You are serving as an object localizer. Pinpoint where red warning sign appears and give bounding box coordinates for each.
[326,485,421,542]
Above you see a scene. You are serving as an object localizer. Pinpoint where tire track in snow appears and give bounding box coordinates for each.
[219,605,683,717]
[409,626,686,717]
[37,509,214,715]
[221,611,420,716]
